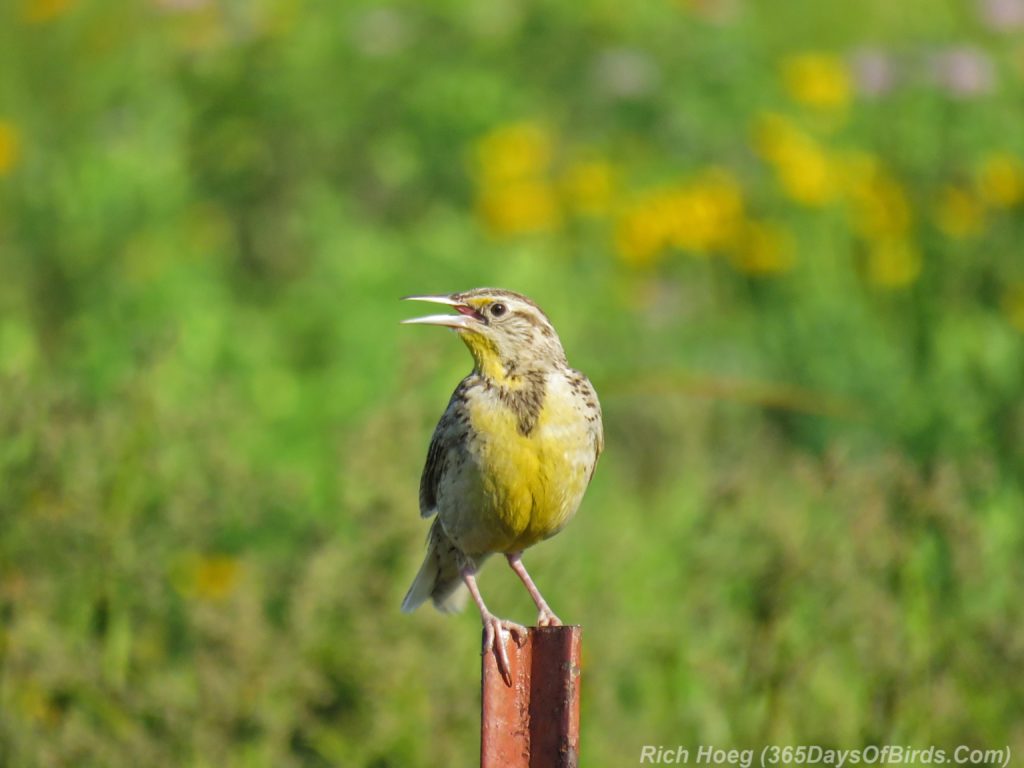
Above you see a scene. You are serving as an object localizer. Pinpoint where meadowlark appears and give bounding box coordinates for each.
[400,288,603,684]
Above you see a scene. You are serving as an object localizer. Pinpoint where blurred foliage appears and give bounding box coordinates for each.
[1,0,1023,766]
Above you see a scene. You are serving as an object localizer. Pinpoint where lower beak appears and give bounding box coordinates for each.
[401,295,480,330]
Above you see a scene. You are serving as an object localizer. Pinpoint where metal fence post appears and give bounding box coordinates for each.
[480,625,582,768]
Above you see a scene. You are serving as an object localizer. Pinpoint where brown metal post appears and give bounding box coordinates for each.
[481,625,582,768]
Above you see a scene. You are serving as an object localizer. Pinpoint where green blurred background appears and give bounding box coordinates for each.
[2,0,1023,765]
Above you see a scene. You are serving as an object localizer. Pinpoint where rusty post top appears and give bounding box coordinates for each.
[480,625,582,768]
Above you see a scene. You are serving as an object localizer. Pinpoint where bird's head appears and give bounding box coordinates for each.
[402,288,567,384]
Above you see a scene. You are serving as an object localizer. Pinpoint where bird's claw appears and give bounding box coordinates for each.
[536,608,563,628]
[482,615,528,686]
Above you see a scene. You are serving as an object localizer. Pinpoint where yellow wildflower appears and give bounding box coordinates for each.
[0,121,19,176]
[175,554,242,601]
[934,186,985,239]
[1003,283,1024,332]
[477,180,561,236]
[561,160,614,216]
[865,238,922,288]
[754,114,838,206]
[838,152,921,287]
[774,140,835,206]
[195,556,240,600]
[730,220,796,275]
[21,0,75,23]
[472,121,563,237]
[781,53,852,111]
[663,168,744,253]
[614,168,744,265]
[615,203,671,267]
[843,153,912,238]
[976,152,1024,208]
[474,121,553,187]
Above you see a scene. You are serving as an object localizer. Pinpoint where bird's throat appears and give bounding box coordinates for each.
[459,331,525,389]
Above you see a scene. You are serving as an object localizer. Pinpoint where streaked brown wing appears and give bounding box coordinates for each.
[418,425,447,517]
[418,376,473,518]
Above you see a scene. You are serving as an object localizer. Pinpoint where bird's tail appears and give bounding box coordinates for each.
[401,519,470,614]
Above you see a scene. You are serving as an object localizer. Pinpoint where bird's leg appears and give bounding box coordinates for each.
[460,566,527,687]
[505,552,562,627]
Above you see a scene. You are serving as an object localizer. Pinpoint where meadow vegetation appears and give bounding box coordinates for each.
[1,0,1023,765]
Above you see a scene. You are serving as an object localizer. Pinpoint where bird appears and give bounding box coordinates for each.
[400,288,603,685]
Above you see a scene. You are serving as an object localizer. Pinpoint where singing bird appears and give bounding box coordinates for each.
[400,288,603,684]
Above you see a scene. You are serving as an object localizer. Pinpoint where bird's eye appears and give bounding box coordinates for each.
[490,303,507,318]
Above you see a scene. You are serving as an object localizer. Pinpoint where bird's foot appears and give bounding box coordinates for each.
[482,614,528,686]
[536,607,563,628]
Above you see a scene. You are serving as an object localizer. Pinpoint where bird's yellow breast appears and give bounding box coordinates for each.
[460,384,592,554]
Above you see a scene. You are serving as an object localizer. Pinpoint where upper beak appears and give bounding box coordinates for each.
[401,295,482,330]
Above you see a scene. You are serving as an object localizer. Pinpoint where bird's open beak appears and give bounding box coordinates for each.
[401,295,484,330]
